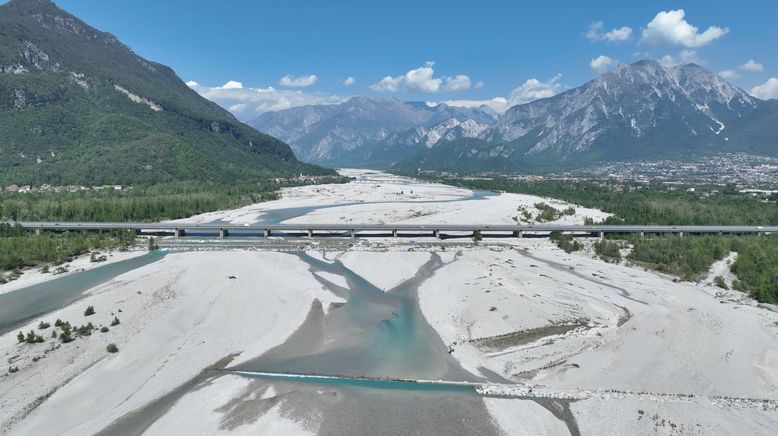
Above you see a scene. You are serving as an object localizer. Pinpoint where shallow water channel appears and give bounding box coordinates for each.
[0,252,165,336]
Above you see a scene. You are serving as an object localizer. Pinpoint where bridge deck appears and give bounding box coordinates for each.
[10,221,777,238]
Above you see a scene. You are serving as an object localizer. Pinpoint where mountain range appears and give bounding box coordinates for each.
[254,61,778,172]
[251,97,499,167]
[0,0,330,185]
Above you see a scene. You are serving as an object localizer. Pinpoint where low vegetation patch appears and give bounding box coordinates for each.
[594,240,622,262]
[550,231,582,253]
[106,343,119,353]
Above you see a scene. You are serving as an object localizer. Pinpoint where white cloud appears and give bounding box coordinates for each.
[279,74,318,88]
[187,81,347,120]
[440,97,510,112]
[751,78,778,100]
[590,55,618,73]
[718,69,740,80]
[586,21,633,43]
[659,50,703,67]
[370,75,404,92]
[474,81,484,88]
[508,74,563,106]
[369,62,473,93]
[444,74,472,92]
[221,80,244,89]
[641,9,729,48]
[740,59,764,72]
[343,76,356,86]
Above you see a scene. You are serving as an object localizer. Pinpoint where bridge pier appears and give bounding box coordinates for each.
[392,229,398,238]
[174,228,186,238]
[307,229,313,238]
[219,228,229,239]
[433,229,440,239]
[678,231,684,238]
[349,229,355,239]
[513,230,523,238]
[597,231,604,240]
[34,228,42,235]
[264,229,271,238]
[640,231,645,238]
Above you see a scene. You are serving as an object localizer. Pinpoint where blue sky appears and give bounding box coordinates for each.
[19,0,778,119]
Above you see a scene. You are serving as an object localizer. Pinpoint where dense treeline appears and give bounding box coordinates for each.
[731,237,778,304]
[0,182,280,222]
[417,174,778,304]
[0,223,134,274]
[428,177,778,226]
[626,235,732,281]
[0,178,349,274]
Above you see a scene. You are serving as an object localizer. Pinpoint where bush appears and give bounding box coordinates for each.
[106,343,119,353]
[100,326,109,333]
[110,316,121,326]
[8,366,19,374]
[550,231,582,253]
[40,265,50,273]
[54,319,64,327]
[59,331,74,343]
[17,331,24,343]
[472,230,483,243]
[90,253,107,263]
[714,275,728,289]
[24,330,44,344]
[594,240,622,261]
[534,203,560,222]
[38,321,51,329]
[84,305,95,316]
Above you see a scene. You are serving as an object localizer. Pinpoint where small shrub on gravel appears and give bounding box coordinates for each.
[100,327,109,333]
[84,306,96,316]
[106,343,119,353]
[38,321,50,329]
[110,317,121,326]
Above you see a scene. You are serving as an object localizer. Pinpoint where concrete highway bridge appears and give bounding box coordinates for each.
[12,222,778,239]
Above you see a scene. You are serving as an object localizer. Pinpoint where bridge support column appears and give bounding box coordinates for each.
[349,230,355,239]
[219,228,229,239]
[598,231,604,240]
[513,230,523,238]
[264,229,271,238]
[307,229,313,238]
[35,228,42,235]
[678,231,684,238]
[174,228,185,238]
[433,229,440,239]
[640,231,645,238]
[392,229,398,238]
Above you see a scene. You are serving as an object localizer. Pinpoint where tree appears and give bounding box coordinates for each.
[84,305,95,316]
[17,331,24,343]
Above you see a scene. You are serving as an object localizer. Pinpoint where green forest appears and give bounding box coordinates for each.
[0,223,134,275]
[422,175,778,304]
[0,178,349,276]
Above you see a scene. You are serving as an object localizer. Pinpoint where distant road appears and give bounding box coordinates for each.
[12,222,778,239]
